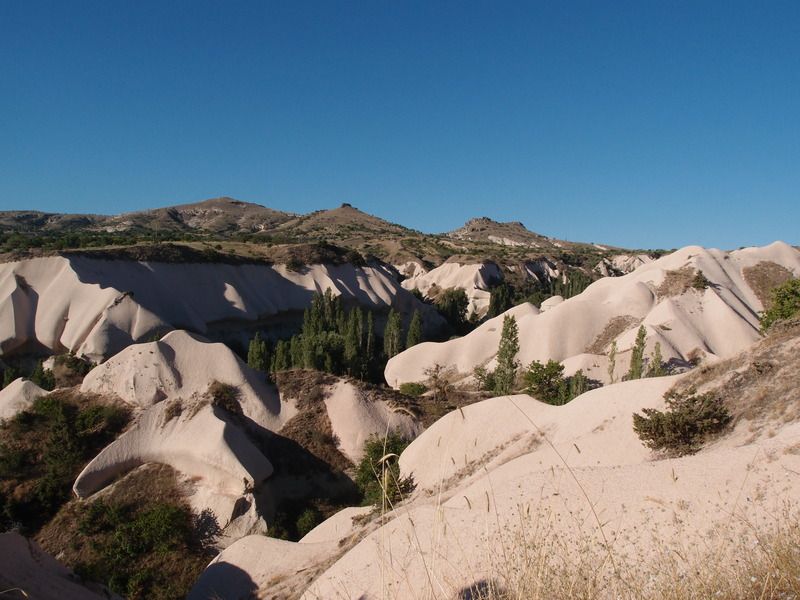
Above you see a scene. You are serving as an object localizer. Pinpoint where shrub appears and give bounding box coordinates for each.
[473,365,496,391]
[208,381,242,415]
[296,507,323,538]
[692,271,712,290]
[523,360,566,404]
[0,393,130,533]
[760,277,800,331]
[74,501,193,599]
[399,382,427,397]
[355,433,414,508]
[633,390,732,456]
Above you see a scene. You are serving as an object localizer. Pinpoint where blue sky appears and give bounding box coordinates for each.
[1,1,798,249]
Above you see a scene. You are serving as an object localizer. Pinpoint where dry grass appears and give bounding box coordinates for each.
[743,261,795,308]
[457,504,800,600]
[586,315,639,354]
[670,318,800,430]
[656,267,698,298]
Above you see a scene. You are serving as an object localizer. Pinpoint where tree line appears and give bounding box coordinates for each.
[246,289,424,383]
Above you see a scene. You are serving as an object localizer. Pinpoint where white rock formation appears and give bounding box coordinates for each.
[401,261,502,318]
[321,380,421,463]
[0,256,440,361]
[81,330,286,429]
[386,242,800,386]
[0,377,47,421]
[0,532,113,600]
[193,371,800,599]
[595,253,654,276]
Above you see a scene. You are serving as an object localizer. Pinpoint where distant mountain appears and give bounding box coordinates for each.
[447,216,619,252]
[0,197,651,292]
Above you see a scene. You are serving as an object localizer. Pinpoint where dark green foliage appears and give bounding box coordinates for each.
[355,433,414,507]
[30,360,56,391]
[760,278,800,331]
[692,271,712,290]
[1,365,19,389]
[646,342,666,377]
[74,501,195,600]
[383,309,404,359]
[493,315,520,395]
[285,256,305,272]
[626,326,647,381]
[435,288,469,333]
[247,332,270,372]
[473,365,496,392]
[406,310,423,348]
[399,382,427,397]
[524,360,567,404]
[522,361,592,405]
[295,506,323,538]
[487,282,513,318]
[268,289,385,382]
[0,393,129,533]
[633,391,732,456]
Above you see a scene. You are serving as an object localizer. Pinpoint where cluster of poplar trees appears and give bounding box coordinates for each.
[247,289,423,382]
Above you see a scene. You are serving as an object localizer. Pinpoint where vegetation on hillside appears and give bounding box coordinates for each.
[0,392,130,534]
[355,433,414,508]
[633,389,732,456]
[760,277,800,331]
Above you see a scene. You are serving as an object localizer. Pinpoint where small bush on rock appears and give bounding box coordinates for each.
[355,433,414,508]
[399,382,427,397]
[760,278,800,331]
[633,390,732,456]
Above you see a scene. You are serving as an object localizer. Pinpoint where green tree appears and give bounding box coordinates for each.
[568,369,589,399]
[626,326,647,381]
[247,333,269,372]
[493,315,520,395]
[383,310,404,359]
[523,360,566,404]
[760,278,800,331]
[487,282,513,318]
[30,361,55,391]
[406,310,423,348]
[364,311,376,379]
[271,340,290,372]
[355,433,413,508]
[435,288,469,333]
[2,365,19,389]
[646,342,666,377]
[344,310,361,375]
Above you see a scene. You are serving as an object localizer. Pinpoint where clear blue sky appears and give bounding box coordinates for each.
[1,1,798,249]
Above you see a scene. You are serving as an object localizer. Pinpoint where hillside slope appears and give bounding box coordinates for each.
[193,318,800,599]
[385,241,800,386]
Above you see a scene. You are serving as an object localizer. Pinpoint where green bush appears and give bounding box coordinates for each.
[523,360,566,404]
[692,271,712,290]
[355,433,414,507]
[760,278,800,331]
[75,501,193,599]
[296,507,323,538]
[399,382,427,397]
[0,393,129,533]
[633,391,732,456]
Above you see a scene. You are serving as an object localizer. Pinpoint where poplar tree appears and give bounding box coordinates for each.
[493,315,520,395]
[627,326,647,380]
[247,332,269,372]
[647,341,665,377]
[383,309,404,359]
[406,310,423,348]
